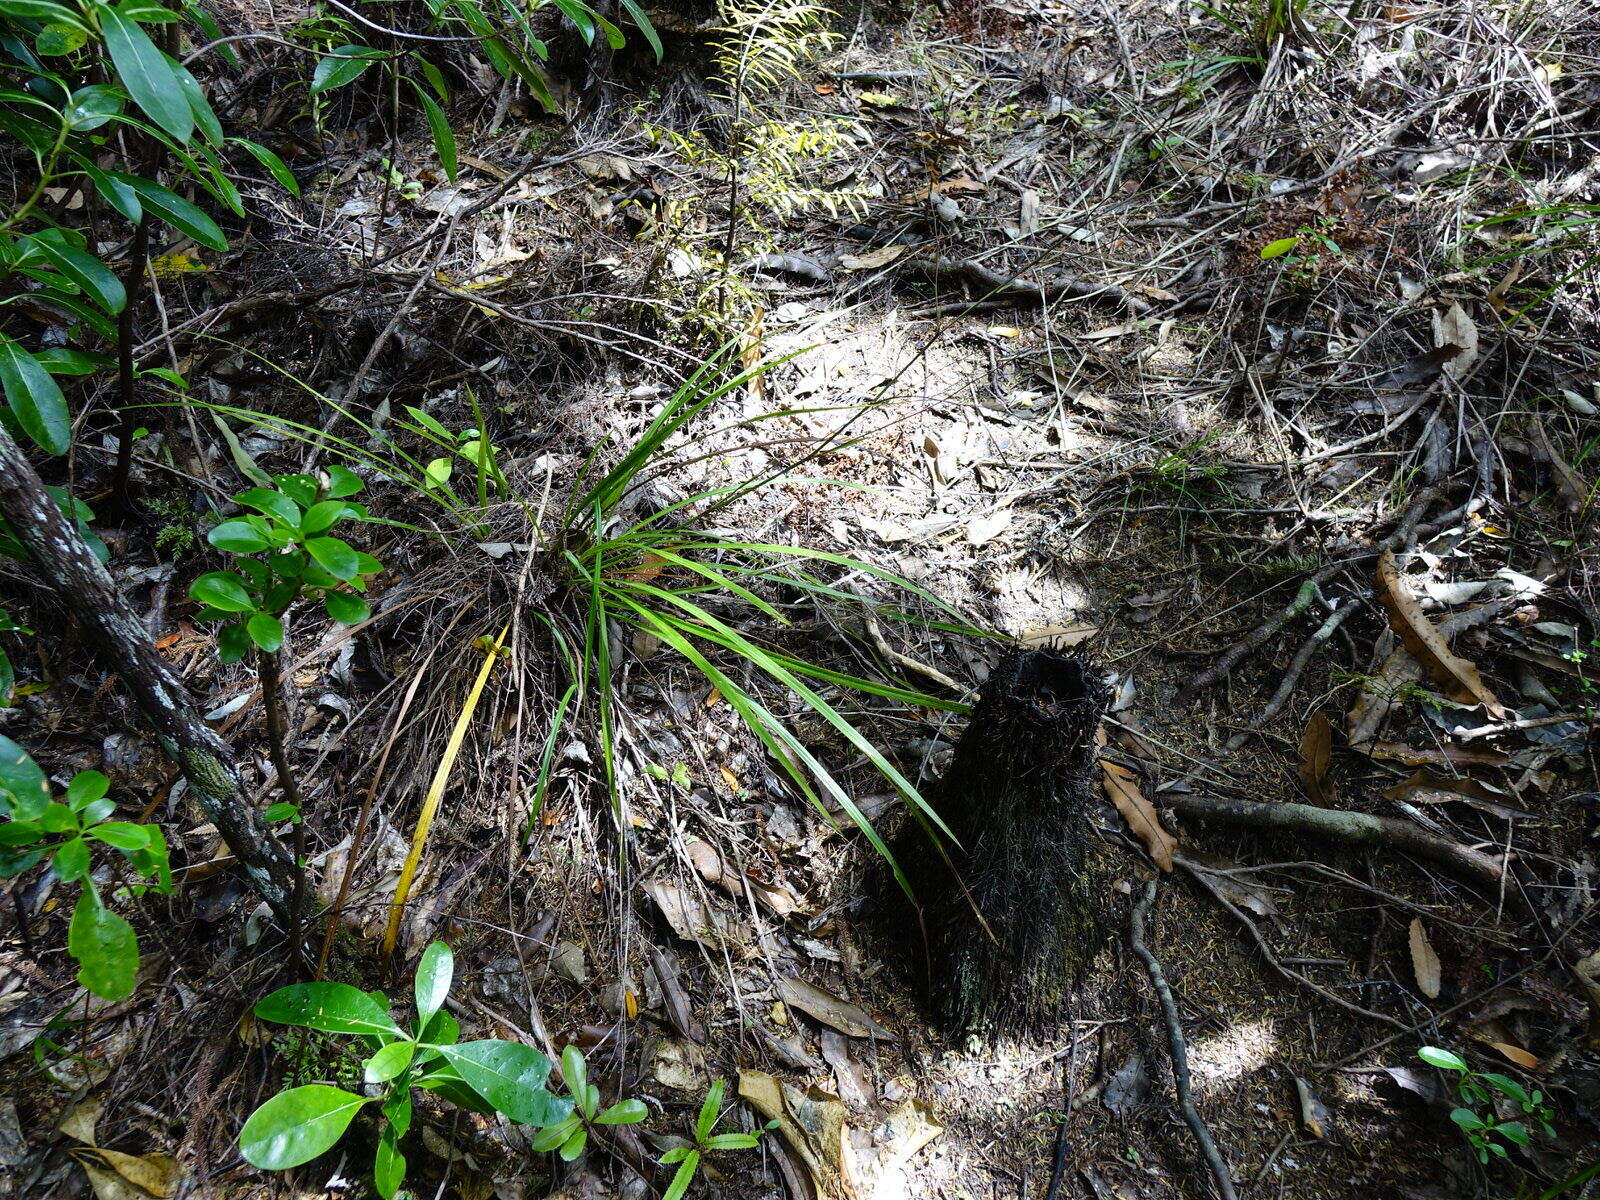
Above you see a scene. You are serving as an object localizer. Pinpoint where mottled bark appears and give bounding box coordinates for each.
[0,424,298,922]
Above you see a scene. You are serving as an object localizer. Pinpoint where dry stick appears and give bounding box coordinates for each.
[1129,881,1239,1200]
[258,641,307,972]
[108,214,152,507]
[0,423,298,922]
[911,254,1154,316]
[1176,856,1407,1030]
[1161,793,1523,916]
[1176,489,1480,702]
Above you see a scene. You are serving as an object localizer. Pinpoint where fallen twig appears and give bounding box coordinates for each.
[1129,880,1239,1200]
[910,254,1155,316]
[1177,856,1407,1029]
[1162,793,1521,914]
[1454,711,1598,741]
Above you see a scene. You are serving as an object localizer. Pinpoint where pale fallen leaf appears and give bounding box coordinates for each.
[1018,622,1097,648]
[93,1150,176,1198]
[1294,1076,1333,1140]
[1488,1041,1540,1069]
[59,1098,103,1145]
[777,977,897,1041]
[1409,918,1442,999]
[1101,760,1176,871]
[739,1069,847,1196]
[1433,301,1478,381]
[965,509,1013,545]
[841,244,908,270]
[1374,552,1506,715]
[643,879,751,955]
[650,1039,708,1092]
[1297,711,1334,804]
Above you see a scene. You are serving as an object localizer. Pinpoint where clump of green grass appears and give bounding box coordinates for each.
[540,348,975,893]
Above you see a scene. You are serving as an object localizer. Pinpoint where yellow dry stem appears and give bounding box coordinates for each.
[380,625,509,958]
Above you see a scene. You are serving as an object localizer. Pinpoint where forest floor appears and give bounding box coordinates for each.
[2,1,1599,1198]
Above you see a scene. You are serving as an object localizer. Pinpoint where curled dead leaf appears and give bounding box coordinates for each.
[777,977,897,1041]
[1409,919,1442,999]
[1298,711,1334,803]
[1101,759,1176,871]
[1374,552,1506,716]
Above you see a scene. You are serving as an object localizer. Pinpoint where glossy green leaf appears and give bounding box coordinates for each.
[69,886,138,1000]
[414,941,452,1026]
[189,572,255,613]
[306,536,360,580]
[208,518,270,553]
[218,622,250,663]
[365,1038,416,1083]
[65,84,123,130]
[410,81,457,183]
[311,44,380,94]
[1260,235,1301,260]
[618,0,661,59]
[661,1149,699,1200]
[24,236,125,314]
[436,1041,569,1126]
[373,1125,406,1199]
[596,1098,648,1125]
[88,822,151,851]
[0,734,49,820]
[1419,1046,1468,1073]
[299,500,351,535]
[52,835,89,880]
[255,982,404,1038]
[562,1046,588,1115]
[34,347,111,375]
[230,137,300,197]
[247,613,284,652]
[101,6,192,141]
[65,770,109,808]
[113,174,226,251]
[239,1085,367,1169]
[322,464,364,498]
[0,337,70,455]
[324,592,370,625]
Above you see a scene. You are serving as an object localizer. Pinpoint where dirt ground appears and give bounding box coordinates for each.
[2,0,1598,1197]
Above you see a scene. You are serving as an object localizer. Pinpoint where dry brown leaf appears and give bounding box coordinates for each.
[1018,622,1098,648]
[1531,416,1588,512]
[1374,552,1506,715]
[643,879,751,955]
[1433,301,1478,381]
[1409,919,1442,999]
[1488,1041,1540,1069]
[1294,1076,1332,1140]
[1100,760,1176,871]
[94,1151,176,1198]
[1298,711,1334,803]
[777,977,897,1041]
[1369,741,1508,769]
[739,1069,848,1198]
[1347,643,1421,744]
[840,244,908,270]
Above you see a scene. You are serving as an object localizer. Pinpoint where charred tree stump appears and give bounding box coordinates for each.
[903,648,1109,1036]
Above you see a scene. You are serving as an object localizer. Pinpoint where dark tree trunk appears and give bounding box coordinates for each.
[0,424,299,923]
[903,648,1110,1036]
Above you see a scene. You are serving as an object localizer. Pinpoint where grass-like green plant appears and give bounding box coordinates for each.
[0,737,170,1000]
[659,1078,773,1200]
[545,349,972,893]
[241,942,571,1197]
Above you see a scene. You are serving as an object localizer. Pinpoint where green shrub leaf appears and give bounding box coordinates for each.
[414,941,453,1025]
[247,613,284,652]
[208,519,270,553]
[365,1038,416,1083]
[0,337,70,455]
[101,6,193,141]
[255,981,404,1038]
[113,174,226,251]
[239,1084,368,1169]
[311,44,380,94]
[189,572,255,613]
[0,734,50,820]
[306,536,360,580]
[436,1041,569,1126]
[69,886,138,1000]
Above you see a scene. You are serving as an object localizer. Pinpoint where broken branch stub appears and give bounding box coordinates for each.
[901,648,1109,1036]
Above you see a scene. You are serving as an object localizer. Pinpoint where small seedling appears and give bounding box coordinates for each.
[0,737,170,1000]
[190,466,381,663]
[529,1045,648,1161]
[1419,1046,1556,1163]
[241,942,572,1197]
[659,1079,774,1200]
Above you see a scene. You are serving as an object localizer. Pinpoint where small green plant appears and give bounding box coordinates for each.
[548,349,972,894]
[189,466,380,663]
[1419,1046,1556,1163]
[659,1079,773,1200]
[529,1045,648,1161]
[397,400,507,509]
[0,737,170,1000]
[241,942,572,1197]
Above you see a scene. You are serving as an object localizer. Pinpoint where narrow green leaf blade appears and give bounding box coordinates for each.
[101,7,193,141]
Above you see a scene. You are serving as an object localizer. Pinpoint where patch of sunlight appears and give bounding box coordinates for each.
[1186,1018,1278,1086]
